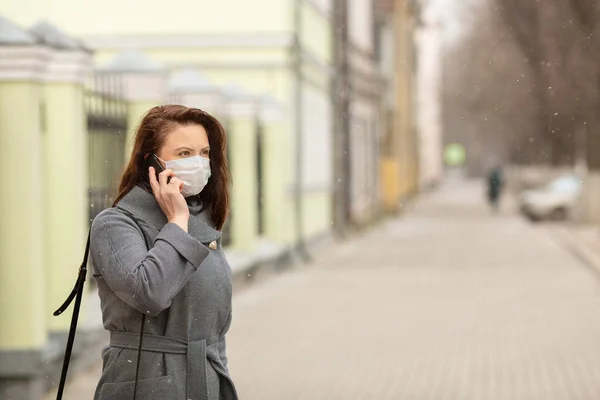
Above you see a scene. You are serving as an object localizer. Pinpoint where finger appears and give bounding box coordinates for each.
[169,177,185,192]
[158,168,173,187]
[148,167,159,193]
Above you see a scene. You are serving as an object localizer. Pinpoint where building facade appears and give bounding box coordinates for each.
[377,0,420,212]
[0,1,419,397]
[415,1,444,190]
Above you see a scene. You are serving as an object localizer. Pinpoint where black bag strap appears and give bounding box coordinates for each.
[133,314,146,399]
[54,227,147,400]
[53,230,91,400]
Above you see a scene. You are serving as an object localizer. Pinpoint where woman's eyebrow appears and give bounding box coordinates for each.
[175,146,194,151]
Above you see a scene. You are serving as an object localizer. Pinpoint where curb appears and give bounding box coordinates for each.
[42,327,108,397]
[230,230,337,290]
[549,226,600,279]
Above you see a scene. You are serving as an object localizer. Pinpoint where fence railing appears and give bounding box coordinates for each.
[86,74,128,224]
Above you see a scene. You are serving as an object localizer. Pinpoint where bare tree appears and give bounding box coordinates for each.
[444,0,600,173]
[442,0,540,175]
[496,0,600,168]
[569,0,600,169]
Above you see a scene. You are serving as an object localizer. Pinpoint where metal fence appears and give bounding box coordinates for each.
[86,74,128,224]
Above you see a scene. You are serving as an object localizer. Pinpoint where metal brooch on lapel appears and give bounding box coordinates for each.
[209,241,217,250]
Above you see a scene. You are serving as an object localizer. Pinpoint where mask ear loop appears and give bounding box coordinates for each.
[153,154,167,166]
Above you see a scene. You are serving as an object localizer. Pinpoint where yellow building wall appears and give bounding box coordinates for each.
[300,3,333,64]
[94,49,290,70]
[0,82,46,349]
[43,83,89,331]
[303,191,332,238]
[3,1,336,248]
[228,118,258,251]
[5,0,292,34]
[395,2,419,201]
[381,158,401,211]
[297,4,334,237]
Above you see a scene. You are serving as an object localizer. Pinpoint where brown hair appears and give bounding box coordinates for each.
[114,105,230,230]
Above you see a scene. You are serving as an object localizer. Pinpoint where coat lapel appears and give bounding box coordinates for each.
[116,185,222,244]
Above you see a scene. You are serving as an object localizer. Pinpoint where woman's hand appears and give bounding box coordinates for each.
[149,167,190,232]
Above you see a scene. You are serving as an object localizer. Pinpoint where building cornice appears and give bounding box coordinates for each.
[96,70,168,102]
[82,32,295,51]
[0,45,51,81]
[226,98,258,118]
[44,49,93,84]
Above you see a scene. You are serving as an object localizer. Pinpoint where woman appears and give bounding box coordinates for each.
[90,105,238,400]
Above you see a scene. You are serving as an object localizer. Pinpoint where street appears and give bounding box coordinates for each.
[49,181,600,399]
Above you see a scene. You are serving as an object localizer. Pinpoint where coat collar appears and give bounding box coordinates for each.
[116,185,222,244]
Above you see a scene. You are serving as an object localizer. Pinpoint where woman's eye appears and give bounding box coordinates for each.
[179,151,190,156]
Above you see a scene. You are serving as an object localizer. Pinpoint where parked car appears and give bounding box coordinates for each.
[519,174,582,222]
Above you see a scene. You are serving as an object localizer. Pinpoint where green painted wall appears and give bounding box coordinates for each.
[228,117,258,251]
[43,83,88,331]
[1,0,337,251]
[0,82,46,349]
[261,121,289,245]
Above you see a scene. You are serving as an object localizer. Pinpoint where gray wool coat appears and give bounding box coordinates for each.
[89,185,238,400]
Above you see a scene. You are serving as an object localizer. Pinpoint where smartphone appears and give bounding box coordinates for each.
[147,154,171,184]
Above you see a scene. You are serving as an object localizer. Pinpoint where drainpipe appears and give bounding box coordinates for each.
[293,0,311,261]
[333,0,351,235]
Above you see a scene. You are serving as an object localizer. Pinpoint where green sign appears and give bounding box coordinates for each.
[444,143,466,166]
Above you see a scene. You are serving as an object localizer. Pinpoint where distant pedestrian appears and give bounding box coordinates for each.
[90,105,237,400]
[487,165,504,212]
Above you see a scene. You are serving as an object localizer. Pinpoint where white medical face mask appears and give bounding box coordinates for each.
[158,155,212,197]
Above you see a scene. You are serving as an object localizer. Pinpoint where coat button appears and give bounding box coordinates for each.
[209,241,217,250]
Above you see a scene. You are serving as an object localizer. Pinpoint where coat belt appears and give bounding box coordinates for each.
[109,331,233,400]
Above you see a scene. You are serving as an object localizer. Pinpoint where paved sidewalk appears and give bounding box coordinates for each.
[48,181,600,399]
[554,224,600,268]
